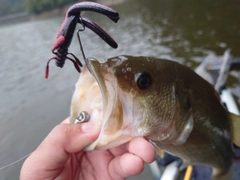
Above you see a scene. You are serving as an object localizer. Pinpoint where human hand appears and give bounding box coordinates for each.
[20,118,155,180]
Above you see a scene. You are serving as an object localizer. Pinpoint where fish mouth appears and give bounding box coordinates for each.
[70,57,136,150]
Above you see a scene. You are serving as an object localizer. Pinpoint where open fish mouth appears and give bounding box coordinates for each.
[70,56,195,151]
[70,56,144,150]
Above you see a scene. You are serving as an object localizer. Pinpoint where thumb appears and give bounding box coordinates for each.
[44,120,101,153]
[21,120,101,179]
[39,120,101,159]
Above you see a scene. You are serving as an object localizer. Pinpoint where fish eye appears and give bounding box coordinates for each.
[135,72,152,90]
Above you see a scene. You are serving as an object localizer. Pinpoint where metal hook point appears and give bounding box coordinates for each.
[77,18,86,61]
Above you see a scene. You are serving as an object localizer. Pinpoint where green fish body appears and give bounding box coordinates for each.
[70,56,240,179]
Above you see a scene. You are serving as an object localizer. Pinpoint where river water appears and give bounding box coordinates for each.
[0,0,240,179]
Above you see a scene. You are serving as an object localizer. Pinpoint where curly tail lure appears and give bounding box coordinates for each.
[46,2,120,79]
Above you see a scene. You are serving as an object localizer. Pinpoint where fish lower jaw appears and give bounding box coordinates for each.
[85,104,134,150]
[83,90,132,150]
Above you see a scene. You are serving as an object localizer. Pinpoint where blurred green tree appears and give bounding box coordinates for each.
[0,0,25,16]
[24,0,83,14]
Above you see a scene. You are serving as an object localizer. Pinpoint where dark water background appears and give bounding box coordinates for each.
[0,0,240,179]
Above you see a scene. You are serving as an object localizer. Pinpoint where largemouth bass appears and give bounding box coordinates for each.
[70,56,240,179]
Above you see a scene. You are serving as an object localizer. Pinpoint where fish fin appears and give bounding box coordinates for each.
[179,160,190,171]
[149,140,165,158]
[229,112,240,147]
[155,146,165,158]
[212,166,232,180]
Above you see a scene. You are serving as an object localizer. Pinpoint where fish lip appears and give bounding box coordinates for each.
[87,58,108,112]
[84,58,128,150]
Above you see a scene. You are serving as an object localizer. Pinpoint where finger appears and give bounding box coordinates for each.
[61,117,70,124]
[127,137,155,163]
[109,137,155,163]
[108,142,128,156]
[20,120,101,179]
[108,153,144,179]
[109,137,148,156]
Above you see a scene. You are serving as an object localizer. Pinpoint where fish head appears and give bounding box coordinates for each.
[70,56,193,150]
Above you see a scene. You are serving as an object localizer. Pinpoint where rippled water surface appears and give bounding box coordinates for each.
[0,0,240,179]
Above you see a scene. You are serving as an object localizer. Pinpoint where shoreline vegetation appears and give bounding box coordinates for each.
[0,0,125,25]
